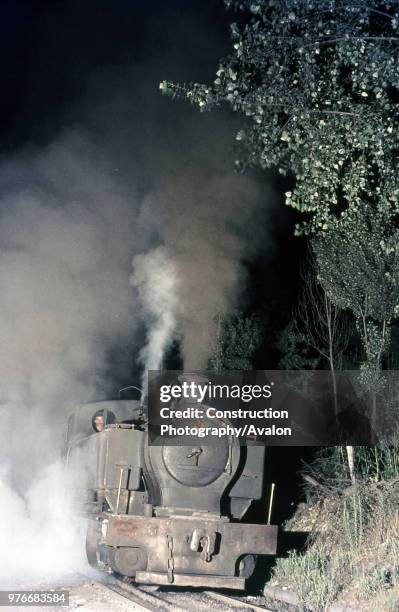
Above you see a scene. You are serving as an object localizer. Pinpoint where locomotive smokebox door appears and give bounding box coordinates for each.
[162,443,229,486]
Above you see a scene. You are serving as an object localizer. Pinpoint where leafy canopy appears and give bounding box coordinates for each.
[161,1,399,234]
[314,205,399,382]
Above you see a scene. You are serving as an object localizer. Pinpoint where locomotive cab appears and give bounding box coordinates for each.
[65,396,278,590]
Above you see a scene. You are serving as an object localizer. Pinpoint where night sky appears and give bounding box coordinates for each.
[0,1,229,147]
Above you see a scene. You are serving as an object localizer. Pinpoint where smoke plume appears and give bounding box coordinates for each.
[0,15,275,586]
[132,168,269,370]
[131,246,180,377]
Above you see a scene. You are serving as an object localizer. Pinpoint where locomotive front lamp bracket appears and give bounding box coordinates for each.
[190,528,216,562]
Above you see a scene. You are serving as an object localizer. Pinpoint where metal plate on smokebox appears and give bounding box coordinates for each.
[162,439,229,486]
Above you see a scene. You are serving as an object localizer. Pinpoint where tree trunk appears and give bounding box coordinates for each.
[346,445,356,484]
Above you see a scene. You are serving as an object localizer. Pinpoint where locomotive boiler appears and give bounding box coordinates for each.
[66,381,278,590]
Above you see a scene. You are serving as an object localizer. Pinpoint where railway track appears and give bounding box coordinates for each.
[102,575,277,612]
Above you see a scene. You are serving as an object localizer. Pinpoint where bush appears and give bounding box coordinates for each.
[273,545,349,611]
[272,446,399,609]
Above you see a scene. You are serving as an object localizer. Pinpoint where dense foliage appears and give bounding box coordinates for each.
[313,205,399,392]
[161,0,399,234]
[209,312,262,370]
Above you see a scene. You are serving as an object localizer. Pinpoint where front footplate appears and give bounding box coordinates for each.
[100,514,278,588]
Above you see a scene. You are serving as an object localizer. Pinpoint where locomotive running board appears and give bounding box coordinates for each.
[135,571,245,590]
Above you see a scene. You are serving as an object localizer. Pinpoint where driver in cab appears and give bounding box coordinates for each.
[92,411,105,432]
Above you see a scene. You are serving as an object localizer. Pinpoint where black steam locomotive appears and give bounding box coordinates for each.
[66,383,277,590]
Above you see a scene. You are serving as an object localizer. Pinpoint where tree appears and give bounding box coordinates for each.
[276,257,350,375]
[161,1,399,234]
[278,255,356,481]
[209,312,262,371]
[294,255,350,380]
[275,319,320,370]
[313,205,399,429]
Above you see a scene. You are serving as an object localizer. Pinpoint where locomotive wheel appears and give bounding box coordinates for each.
[107,546,147,577]
[86,522,102,569]
[238,554,257,579]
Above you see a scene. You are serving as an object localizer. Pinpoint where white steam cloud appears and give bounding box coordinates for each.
[0,132,140,587]
[0,461,86,588]
[131,246,180,380]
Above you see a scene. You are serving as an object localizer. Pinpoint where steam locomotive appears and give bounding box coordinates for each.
[66,378,278,590]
